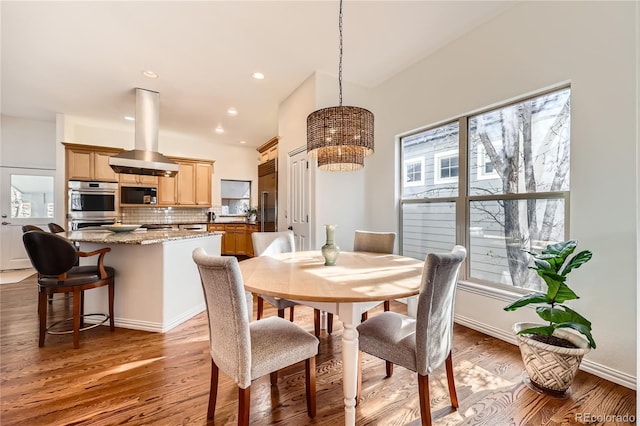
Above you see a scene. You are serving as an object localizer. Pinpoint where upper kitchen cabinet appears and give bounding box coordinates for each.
[63,142,123,182]
[257,136,278,164]
[119,173,158,186]
[195,162,212,205]
[157,157,213,207]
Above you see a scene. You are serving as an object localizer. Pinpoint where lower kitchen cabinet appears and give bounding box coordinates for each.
[209,223,258,256]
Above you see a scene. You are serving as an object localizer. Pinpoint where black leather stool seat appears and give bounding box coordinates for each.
[38,266,116,288]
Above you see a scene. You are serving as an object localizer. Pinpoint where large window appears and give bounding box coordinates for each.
[400,87,570,291]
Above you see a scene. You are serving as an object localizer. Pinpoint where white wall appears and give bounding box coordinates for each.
[278,73,316,241]
[312,72,370,252]
[368,1,637,387]
[278,72,371,251]
[59,115,259,208]
[1,115,56,169]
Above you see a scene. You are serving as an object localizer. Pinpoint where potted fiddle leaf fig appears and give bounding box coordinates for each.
[504,240,594,395]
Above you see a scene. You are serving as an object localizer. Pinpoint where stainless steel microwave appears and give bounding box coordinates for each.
[121,186,157,205]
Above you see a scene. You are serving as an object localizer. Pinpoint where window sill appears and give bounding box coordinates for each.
[457,280,527,303]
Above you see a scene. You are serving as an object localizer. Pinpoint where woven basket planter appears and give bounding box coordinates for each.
[513,322,591,395]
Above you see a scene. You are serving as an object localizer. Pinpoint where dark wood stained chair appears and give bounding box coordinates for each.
[193,249,318,425]
[47,223,66,233]
[22,231,115,348]
[356,246,466,426]
[21,225,44,233]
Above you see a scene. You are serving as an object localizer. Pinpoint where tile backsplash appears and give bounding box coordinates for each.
[120,207,211,224]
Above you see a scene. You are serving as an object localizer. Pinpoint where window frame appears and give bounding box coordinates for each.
[398,85,571,292]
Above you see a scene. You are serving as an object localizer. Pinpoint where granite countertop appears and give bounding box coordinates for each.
[64,229,224,245]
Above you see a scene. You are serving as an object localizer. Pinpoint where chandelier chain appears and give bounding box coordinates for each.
[338,0,343,107]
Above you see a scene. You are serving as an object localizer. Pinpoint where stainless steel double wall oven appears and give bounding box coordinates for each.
[68,181,118,230]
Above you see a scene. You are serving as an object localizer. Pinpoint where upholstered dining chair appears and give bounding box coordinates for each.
[22,224,44,232]
[22,231,115,348]
[354,230,396,319]
[192,249,318,425]
[321,230,397,336]
[357,245,466,426]
[251,231,299,321]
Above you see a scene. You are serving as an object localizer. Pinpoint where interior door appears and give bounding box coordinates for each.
[288,147,311,250]
[0,167,55,270]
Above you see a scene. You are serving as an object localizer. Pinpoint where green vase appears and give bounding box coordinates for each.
[321,224,340,266]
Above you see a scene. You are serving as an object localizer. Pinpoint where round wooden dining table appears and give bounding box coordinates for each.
[239,250,425,426]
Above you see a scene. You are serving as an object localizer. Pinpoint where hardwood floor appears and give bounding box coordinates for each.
[1,275,636,425]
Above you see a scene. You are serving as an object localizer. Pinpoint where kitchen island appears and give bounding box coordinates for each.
[65,228,222,332]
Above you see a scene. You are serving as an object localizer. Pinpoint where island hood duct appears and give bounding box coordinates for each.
[109,88,179,177]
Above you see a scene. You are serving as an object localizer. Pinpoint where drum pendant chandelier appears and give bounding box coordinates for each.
[306,0,374,172]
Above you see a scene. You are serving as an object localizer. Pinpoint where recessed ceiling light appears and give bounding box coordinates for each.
[227,107,238,116]
[124,116,135,121]
[142,70,158,78]
[239,140,246,144]
[215,126,224,134]
[252,72,265,80]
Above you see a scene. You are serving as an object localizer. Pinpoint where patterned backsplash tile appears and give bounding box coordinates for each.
[120,207,212,224]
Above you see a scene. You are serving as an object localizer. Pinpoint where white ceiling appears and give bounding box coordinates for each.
[2,1,515,148]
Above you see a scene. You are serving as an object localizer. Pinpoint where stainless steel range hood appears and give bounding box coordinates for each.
[109,88,179,177]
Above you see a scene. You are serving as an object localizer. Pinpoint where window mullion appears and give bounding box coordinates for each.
[457,116,468,279]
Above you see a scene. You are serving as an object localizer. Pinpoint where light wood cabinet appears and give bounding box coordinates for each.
[157,175,177,205]
[257,136,279,165]
[119,174,158,186]
[177,162,196,205]
[210,223,257,256]
[157,158,213,207]
[195,162,212,206]
[64,143,122,182]
[246,224,258,257]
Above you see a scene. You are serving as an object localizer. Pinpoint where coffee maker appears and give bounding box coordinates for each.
[207,211,217,223]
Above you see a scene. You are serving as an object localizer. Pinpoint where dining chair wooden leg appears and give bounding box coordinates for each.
[383,300,390,311]
[257,296,264,320]
[73,289,81,349]
[445,352,459,408]
[108,280,115,330]
[289,306,295,322]
[270,371,278,386]
[80,290,85,328]
[38,290,47,347]
[238,386,250,426]
[386,361,394,378]
[327,313,333,335]
[208,359,219,419]
[305,357,316,418]
[361,312,368,322]
[417,373,432,426]
[277,309,285,318]
[313,309,320,337]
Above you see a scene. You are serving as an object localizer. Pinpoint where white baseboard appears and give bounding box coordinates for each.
[86,304,206,333]
[454,314,637,391]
